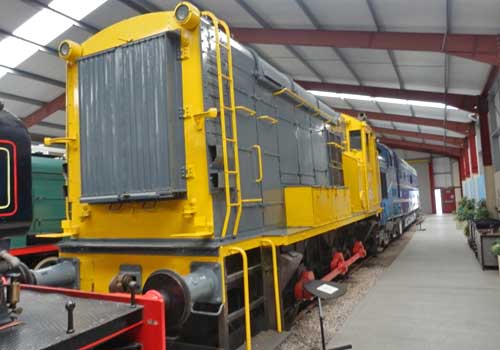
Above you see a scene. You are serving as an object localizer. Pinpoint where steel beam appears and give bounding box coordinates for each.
[379,137,461,158]
[372,127,464,147]
[235,0,323,82]
[299,80,480,112]
[38,121,65,131]
[22,94,65,127]
[0,91,45,106]
[482,66,499,96]
[295,0,362,84]
[0,64,64,88]
[232,28,500,66]
[336,108,471,134]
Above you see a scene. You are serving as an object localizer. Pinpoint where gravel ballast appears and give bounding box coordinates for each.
[279,228,416,350]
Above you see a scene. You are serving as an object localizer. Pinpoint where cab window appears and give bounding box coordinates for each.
[349,130,361,150]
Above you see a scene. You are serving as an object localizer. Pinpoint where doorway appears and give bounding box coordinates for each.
[436,187,456,214]
[434,189,442,215]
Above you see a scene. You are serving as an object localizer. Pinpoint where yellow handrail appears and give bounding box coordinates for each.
[257,115,278,124]
[327,141,345,150]
[229,247,252,350]
[201,11,243,239]
[273,87,337,122]
[235,105,257,116]
[241,198,262,203]
[260,239,282,333]
[44,137,75,145]
[252,144,263,183]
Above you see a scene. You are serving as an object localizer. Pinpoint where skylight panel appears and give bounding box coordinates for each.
[14,9,73,46]
[0,37,39,79]
[338,93,373,101]
[0,0,107,81]
[408,100,458,110]
[309,90,458,111]
[49,0,108,20]
[374,97,408,105]
[309,90,341,98]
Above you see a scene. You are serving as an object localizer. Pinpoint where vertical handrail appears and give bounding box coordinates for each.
[220,20,243,237]
[260,239,282,333]
[252,145,263,183]
[201,11,243,239]
[228,247,252,350]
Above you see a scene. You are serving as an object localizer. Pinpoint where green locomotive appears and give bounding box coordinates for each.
[4,155,65,265]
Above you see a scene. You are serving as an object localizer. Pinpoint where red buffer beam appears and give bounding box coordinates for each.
[233,28,500,66]
[380,137,461,158]
[298,81,481,113]
[372,127,465,147]
[336,108,471,134]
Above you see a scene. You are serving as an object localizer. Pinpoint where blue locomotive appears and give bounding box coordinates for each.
[377,143,420,246]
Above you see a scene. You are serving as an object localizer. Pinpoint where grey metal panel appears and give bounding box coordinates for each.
[292,82,317,110]
[78,32,185,203]
[297,127,315,185]
[277,119,300,184]
[200,20,345,237]
[255,55,292,89]
[311,119,330,186]
[318,100,341,124]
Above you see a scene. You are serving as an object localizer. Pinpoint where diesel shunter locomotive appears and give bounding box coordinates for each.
[22,2,418,349]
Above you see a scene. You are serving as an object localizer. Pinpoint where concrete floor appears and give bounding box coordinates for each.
[329,215,500,350]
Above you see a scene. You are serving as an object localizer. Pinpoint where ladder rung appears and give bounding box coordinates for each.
[227,170,238,174]
[220,43,230,50]
[229,203,241,207]
[221,74,232,81]
[225,138,236,142]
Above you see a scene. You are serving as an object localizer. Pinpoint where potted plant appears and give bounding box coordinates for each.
[455,197,468,230]
[463,198,476,237]
[475,199,490,220]
[490,240,500,277]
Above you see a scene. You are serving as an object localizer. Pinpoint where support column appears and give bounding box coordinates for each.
[464,142,470,179]
[429,157,436,214]
[461,143,471,198]
[479,109,496,216]
[468,125,479,175]
[458,151,465,196]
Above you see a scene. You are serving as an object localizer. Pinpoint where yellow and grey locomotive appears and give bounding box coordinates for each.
[44,3,382,349]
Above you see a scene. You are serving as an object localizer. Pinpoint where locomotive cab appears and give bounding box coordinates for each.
[0,102,32,240]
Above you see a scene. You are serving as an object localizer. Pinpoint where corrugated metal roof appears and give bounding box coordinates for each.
[0,0,497,154]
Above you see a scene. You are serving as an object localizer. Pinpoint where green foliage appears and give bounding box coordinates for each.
[464,224,470,237]
[456,198,491,236]
[456,197,476,222]
[490,240,500,256]
[474,199,490,220]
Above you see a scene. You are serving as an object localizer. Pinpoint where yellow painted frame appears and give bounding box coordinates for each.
[58,12,215,240]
